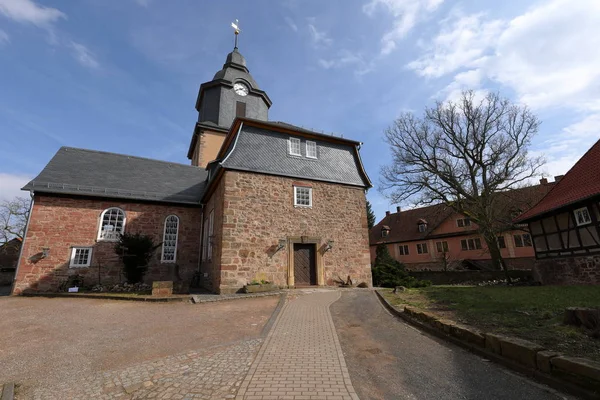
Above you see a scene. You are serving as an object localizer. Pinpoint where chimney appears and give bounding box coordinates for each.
[539,177,548,185]
[396,206,401,213]
[385,211,391,216]
[554,175,564,182]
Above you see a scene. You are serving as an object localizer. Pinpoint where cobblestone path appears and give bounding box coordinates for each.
[236,290,359,400]
[20,339,262,400]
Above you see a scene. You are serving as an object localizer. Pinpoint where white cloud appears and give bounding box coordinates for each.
[408,0,600,111]
[0,173,31,201]
[0,29,8,45]
[535,113,600,178]
[70,41,100,69]
[406,0,600,188]
[0,0,65,28]
[318,50,374,76]
[284,16,298,32]
[489,0,600,110]
[407,13,504,78]
[363,0,444,55]
[308,22,332,47]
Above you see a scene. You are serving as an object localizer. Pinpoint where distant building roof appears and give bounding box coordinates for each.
[215,118,371,188]
[23,147,207,205]
[516,139,600,222]
[371,182,555,245]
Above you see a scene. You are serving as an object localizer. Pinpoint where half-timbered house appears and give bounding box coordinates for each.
[515,139,600,284]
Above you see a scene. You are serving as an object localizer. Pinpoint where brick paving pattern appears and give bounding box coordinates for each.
[236,290,359,400]
[18,339,262,400]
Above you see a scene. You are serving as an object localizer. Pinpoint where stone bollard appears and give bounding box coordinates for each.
[152,281,173,297]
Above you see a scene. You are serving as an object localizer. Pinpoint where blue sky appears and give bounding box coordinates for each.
[1,0,599,221]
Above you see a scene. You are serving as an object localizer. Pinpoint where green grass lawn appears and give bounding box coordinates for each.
[383,285,600,361]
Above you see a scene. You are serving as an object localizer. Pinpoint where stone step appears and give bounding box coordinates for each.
[1,382,15,400]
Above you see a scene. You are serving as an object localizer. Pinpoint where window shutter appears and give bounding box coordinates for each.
[236,101,246,117]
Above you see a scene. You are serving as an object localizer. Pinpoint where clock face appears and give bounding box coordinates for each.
[234,82,249,96]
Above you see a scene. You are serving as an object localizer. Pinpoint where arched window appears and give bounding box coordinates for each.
[161,215,179,263]
[98,207,126,241]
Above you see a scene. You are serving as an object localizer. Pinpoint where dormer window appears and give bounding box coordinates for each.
[457,217,471,227]
[417,219,427,233]
[381,226,390,238]
[306,141,317,159]
[288,137,301,156]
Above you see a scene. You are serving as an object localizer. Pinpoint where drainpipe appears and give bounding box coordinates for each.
[197,205,204,273]
[11,191,34,295]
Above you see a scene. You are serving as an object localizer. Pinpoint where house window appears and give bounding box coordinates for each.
[294,186,312,207]
[461,238,482,251]
[398,245,409,255]
[381,229,389,238]
[514,233,532,247]
[98,207,126,241]
[436,241,449,252]
[574,207,592,226]
[70,247,92,268]
[306,141,317,159]
[497,236,506,249]
[288,137,301,156]
[417,243,428,254]
[418,223,427,233]
[457,218,471,227]
[161,215,179,263]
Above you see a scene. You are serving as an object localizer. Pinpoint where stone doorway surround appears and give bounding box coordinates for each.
[287,236,325,288]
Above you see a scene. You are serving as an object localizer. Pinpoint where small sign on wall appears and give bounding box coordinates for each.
[68,287,79,293]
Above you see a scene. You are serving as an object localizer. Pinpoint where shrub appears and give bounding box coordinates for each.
[372,244,431,288]
[115,233,161,284]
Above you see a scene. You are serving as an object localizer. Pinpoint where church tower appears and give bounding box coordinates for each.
[187,44,272,168]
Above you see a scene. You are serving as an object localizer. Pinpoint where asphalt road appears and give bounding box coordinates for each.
[330,290,577,400]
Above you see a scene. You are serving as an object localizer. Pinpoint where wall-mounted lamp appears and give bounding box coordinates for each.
[324,240,334,253]
[273,239,286,255]
[41,247,50,258]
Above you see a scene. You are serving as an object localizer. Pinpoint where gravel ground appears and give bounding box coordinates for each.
[0,295,279,398]
[330,290,577,400]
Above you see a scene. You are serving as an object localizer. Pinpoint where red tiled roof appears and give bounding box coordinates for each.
[516,139,600,222]
[370,182,555,245]
[370,203,454,245]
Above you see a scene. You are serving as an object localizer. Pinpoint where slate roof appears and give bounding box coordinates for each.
[218,122,371,188]
[23,147,207,205]
[516,139,600,222]
[371,182,555,245]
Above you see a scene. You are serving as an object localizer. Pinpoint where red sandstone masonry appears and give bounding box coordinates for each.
[13,195,202,294]
[213,170,372,293]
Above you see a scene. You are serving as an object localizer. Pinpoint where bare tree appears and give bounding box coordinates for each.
[0,196,31,244]
[380,91,545,280]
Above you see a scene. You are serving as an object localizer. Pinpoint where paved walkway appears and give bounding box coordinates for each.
[236,290,358,400]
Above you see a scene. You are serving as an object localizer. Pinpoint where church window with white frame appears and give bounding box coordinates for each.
[70,247,92,267]
[306,141,317,159]
[161,215,179,263]
[294,186,312,207]
[288,137,301,156]
[98,207,126,241]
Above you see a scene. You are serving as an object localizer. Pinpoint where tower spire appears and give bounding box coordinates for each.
[231,19,240,49]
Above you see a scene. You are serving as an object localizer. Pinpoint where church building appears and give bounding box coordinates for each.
[12,44,373,294]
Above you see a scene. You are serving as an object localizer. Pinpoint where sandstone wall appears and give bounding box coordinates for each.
[13,195,202,294]
[199,174,226,292]
[215,170,372,293]
[533,255,600,285]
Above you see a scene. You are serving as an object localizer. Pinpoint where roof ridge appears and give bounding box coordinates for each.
[59,146,200,169]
